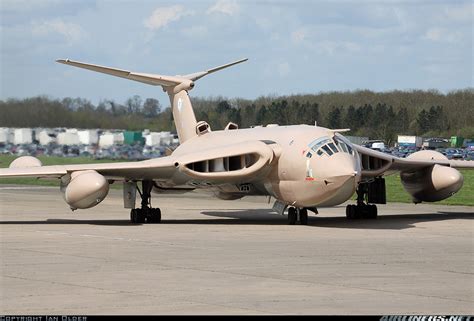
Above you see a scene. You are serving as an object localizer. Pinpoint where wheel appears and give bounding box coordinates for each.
[299,208,308,225]
[136,208,146,223]
[346,205,357,219]
[148,208,162,223]
[130,209,138,223]
[346,205,352,219]
[368,204,378,219]
[288,207,297,225]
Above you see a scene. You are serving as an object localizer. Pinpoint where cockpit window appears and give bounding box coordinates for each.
[337,140,348,153]
[321,145,333,156]
[327,142,338,154]
[309,137,331,153]
[307,135,355,157]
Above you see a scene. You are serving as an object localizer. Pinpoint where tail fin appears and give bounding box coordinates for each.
[57,58,247,143]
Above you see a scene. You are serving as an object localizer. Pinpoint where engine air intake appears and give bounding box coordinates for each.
[185,153,258,173]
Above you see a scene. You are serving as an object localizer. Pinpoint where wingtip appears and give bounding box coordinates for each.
[56,58,69,64]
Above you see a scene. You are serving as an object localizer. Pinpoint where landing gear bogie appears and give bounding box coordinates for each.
[130,180,162,224]
[287,206,311,225]
[345,204,377,219]
[346,183,379,220]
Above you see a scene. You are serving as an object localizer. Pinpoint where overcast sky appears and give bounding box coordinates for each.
[1,0,472,106]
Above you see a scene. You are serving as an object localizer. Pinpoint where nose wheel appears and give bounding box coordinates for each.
[130,180,162,224]
[287,207,309,225]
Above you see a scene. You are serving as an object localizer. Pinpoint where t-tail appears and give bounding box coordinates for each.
[56,58,248,143]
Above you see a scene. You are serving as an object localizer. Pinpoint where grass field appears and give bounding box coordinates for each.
[0,155,473,206]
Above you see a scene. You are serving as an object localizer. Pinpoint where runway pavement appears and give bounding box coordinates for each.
[0,185,473,315]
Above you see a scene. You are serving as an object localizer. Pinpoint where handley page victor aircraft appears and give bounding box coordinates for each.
[1,59,473,225]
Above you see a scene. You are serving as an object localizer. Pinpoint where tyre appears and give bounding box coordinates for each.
[148,208,161,223]
[136,209,146,223]
[346,205,357,219]
[369,204,378,219]
[130,209,138,223]
[288,207,297,225]
[299,208,308,225]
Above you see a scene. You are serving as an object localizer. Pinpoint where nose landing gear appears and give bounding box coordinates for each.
[130,180,162,224]
[287,207,309,225]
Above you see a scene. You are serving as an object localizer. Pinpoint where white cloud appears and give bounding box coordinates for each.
[291,29,307,43]
[31,19,85,44]
[207,0,240,16]
[144,5,189,31]
[423,27,463,43]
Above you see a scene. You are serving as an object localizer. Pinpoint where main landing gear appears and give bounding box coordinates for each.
[287,207,309,225]
[130,180,162,224]
[346,184,378,219]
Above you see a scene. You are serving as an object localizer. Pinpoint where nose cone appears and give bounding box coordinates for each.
[315,153,360,207]
[320,152,359,180]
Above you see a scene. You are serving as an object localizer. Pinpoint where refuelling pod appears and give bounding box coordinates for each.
[60,170,109,210]
[400,151,463,203]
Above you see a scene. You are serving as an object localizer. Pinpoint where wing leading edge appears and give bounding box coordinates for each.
[354,144,474,178]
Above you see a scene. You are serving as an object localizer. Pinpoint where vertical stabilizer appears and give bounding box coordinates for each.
[167,90,198,143]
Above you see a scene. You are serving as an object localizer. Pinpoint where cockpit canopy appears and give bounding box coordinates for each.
[306,135,354,158]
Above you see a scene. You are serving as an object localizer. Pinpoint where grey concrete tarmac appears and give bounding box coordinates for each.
[0,185,473,315]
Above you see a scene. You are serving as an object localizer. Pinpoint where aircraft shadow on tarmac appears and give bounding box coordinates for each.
[198,209,474,230]
[0,209,472,230]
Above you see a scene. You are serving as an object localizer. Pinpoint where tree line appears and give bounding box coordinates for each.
[1,89,472,144]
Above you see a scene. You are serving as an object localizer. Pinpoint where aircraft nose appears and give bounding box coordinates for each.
[313,152,360,206]
[318,152,359,182]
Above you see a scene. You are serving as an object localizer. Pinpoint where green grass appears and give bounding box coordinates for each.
[1,155,473,206]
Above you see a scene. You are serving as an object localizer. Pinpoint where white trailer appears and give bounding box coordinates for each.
[78,130,99,145]
[398,135,422,148]
[99,132,124,147]
[0,128,12,144]
[57,131,80,145]
[38,130,56,145]
[13,128,33,145]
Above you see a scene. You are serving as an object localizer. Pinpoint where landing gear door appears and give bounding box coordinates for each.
[123,181,137,209]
